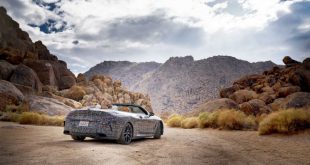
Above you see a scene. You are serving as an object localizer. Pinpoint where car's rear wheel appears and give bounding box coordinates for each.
[118,123,133,144]
[154,123,162,139]
[71,135,86,141]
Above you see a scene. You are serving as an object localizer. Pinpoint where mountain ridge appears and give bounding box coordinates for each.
[85,55,276,114]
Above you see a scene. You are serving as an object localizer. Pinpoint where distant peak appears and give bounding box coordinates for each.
[166,55,194,63]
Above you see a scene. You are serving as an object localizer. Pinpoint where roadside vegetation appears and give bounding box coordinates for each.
[166,108,310,135]
[258,109,310,135]
[0,103,64,127]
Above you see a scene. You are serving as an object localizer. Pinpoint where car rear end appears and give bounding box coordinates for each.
[64,109,120,139]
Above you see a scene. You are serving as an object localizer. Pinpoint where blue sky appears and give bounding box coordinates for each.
[1,0,309,74]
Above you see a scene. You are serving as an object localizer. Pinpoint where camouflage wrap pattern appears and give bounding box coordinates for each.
[64,108,163,140]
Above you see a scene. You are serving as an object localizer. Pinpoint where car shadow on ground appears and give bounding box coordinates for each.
[41,137,158,147]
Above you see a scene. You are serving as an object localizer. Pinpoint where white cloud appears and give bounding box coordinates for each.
[1,0,309,74]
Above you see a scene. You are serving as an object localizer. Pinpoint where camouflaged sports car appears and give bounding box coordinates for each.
[63,104,164,144]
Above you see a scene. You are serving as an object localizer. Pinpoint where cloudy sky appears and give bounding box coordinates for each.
[1,0,309,74]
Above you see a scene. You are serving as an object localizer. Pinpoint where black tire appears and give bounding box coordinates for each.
[154,123,162,139]
[118,123,133,145]
[71,135,86,141]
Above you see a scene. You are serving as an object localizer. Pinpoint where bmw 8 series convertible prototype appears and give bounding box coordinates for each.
[64,104,164,144]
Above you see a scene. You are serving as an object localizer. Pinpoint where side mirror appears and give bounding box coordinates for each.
[149,112,154,116]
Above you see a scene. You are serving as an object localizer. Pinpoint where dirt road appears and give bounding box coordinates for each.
[0,122,309,165]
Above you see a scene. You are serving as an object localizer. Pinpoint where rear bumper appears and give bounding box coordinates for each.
[63,130,117,139]
[63,128,120,139]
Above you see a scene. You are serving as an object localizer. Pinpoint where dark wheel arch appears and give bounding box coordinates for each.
[117,122,134,145]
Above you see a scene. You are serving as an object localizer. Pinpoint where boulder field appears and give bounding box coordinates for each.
[193,56,310,116]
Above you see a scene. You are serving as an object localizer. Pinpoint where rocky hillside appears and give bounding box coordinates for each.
[192,56,310,116]
[0,6,152,115]
[85,55,276,114]
[84,61,161,88]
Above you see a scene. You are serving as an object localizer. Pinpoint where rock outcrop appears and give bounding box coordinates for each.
[0,6,76,92]
[28,96,73,116]
[216,56,310,116]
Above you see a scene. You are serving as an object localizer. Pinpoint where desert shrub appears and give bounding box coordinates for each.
[0,112,20,122]
[19,112,64,126]
[217,110,256,130]
[181,117,199,129]
[4,101,29,113]
[64,85,86,101]
[198,112,210,128]
[206,111,220,128]
[258,109,310,135]
[196,110,256,130]
[166,114,185,127]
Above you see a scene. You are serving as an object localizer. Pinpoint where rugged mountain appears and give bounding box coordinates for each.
[84,61,161,88]
[0,6,152,114]
[85,55,276,114]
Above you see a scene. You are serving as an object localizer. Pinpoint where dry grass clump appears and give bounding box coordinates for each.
[166,114,185,127]
[196,110,256,130]
[64,85,86,101]
[258,109,310,135]
[198,112,210,128]
[19,112,64,126]
[4,101,29,113]
[0,112,20,122]
[217,110,256,130]
[181,117,199,129]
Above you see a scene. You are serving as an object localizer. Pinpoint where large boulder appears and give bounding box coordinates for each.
[43,92,82,109]
[113,80,122,88]
[269,92,310,111]
[50,61,76,90]
[276,86,301,98]
[283,56,300,67]
[229,89,258,104]
[239,99,271,116]
[9,64,42,94]
[269,98,285,111]
[288,69,310,92]
[0,60,16,80]
[302,58,310,70]
[258,92,275,104]
[76,73,87,85]
[0,80,24,111]
[28,95,73,116]
[189,98,239,116]
[233,74,265,88]
[23,59,57,87]
[220,85,240,98]
[282,92,310,109]
[34,41,57,61]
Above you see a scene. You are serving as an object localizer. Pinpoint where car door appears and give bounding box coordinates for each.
[138,107,157,134]
[131,106,153,134]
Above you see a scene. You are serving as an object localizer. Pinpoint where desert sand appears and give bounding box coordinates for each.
[0,121,309,165]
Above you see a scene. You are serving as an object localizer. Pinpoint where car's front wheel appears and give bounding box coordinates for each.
[71,135,86,141]
[118,123,133,145]
[154,123,162,139]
